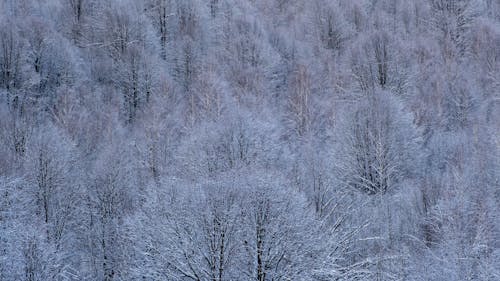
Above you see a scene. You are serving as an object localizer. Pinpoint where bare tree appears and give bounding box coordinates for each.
[429,0,477,58]
[145,0,173,59]
[335,92,420,195]
[0,20,23,91]
[286,64,312,137]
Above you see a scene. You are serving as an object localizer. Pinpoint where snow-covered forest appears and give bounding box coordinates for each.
[0,0,499,280]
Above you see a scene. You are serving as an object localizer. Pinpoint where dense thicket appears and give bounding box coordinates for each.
[0,0,499,280]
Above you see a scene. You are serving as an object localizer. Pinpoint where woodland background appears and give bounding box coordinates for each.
[0,0,499,280]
